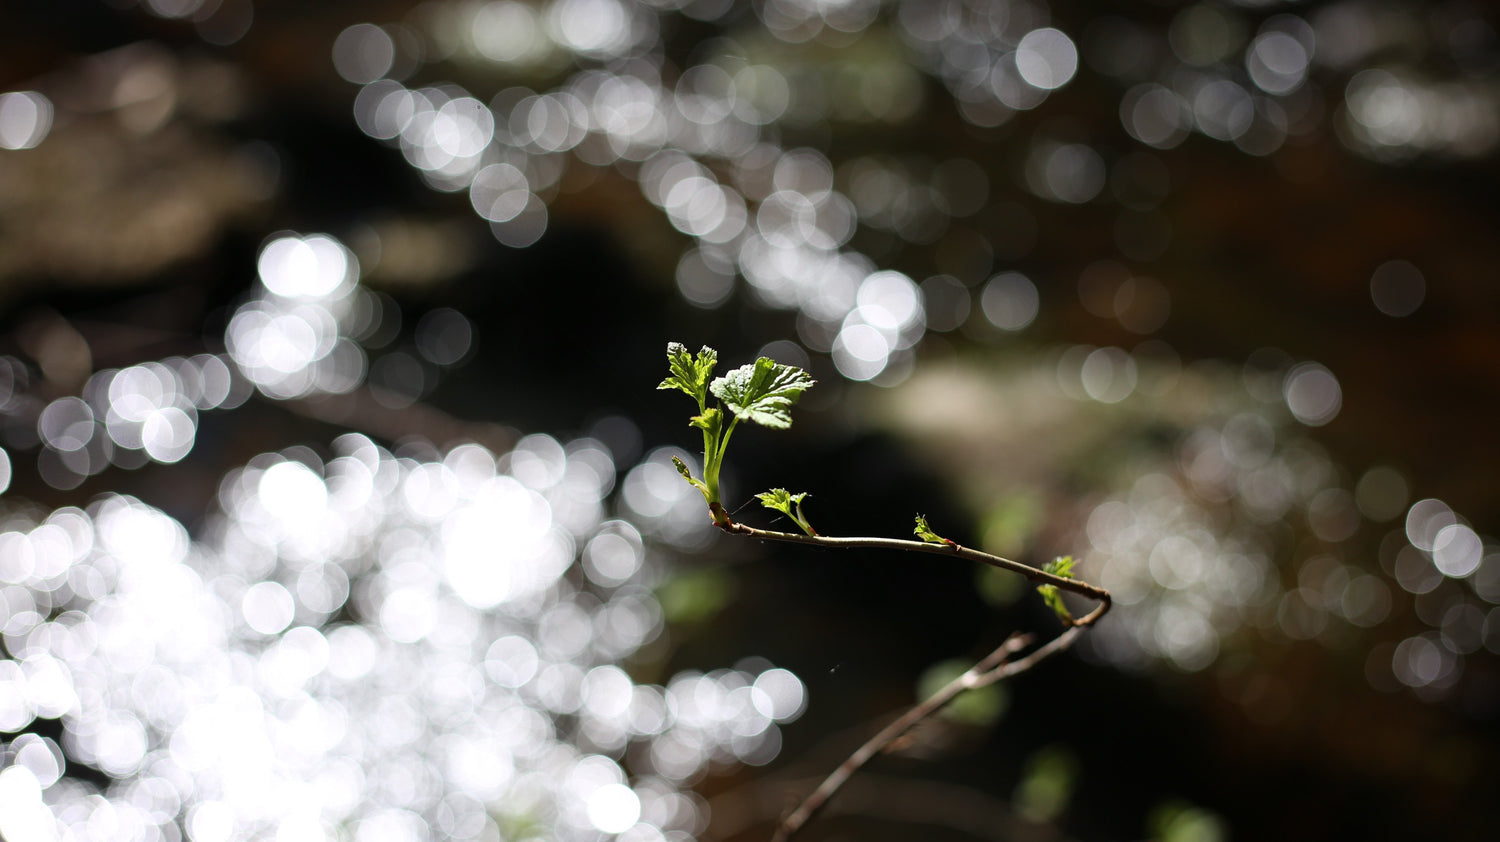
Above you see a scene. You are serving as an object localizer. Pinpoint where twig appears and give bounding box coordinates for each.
[719,521,1111,627]
[658,343,1110,840]
[715,520,1110,842]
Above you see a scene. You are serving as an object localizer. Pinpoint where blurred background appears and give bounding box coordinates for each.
[1,1,1498,840]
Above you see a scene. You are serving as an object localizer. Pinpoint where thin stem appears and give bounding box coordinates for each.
[705,415,740,524]
[793,498,817,537]
[719,521,1111,627]
[694,388,711,470]
[700,425,717,489]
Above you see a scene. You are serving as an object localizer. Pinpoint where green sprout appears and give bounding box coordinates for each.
[1036,556,1077,625]
[913,514,955,546]
[659,342,815,526]
[758,488,817,536]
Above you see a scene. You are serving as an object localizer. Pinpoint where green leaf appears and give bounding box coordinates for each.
[709,356,815,429]
[756,488,806,516]
[1036,585,1070,624]
[1042,556,1076,579]
[914,514,949,545]
[689,407,723,436]
[757,488,816,535]
[1036,555,1076,625]
[658,342,718,404]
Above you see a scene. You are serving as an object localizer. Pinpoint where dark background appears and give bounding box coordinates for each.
[3,1,1499,840]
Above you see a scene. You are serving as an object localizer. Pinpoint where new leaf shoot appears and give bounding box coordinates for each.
[758,488,816,536]
[660,343,1095,631]
[710,356,816,429]
[658,342,718,408]
[1036,556,1077,625]
[914,514,953,546]
[671,456,708,496]
[662,342,814,525]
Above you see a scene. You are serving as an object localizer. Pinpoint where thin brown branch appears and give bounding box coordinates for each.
[767,633,1028,842]
[719,521,1112,627]
[715,519,1111,842]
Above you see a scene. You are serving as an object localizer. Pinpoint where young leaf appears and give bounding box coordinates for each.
[658,342,718,404]
[757,488,807,516]
[757,488,815,535]
[914,514,951,545]
[1042,556,1076,579]
[689,407,723,437]
[710,356,815,429]
[1036,556,1077,625]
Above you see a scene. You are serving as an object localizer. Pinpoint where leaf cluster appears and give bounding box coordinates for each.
[658,343,718,408]
[913,514,953,546]
[1036,556,1077,625]
[659,342,816,524]
[758,488,816,536]
[659,343,1095,629]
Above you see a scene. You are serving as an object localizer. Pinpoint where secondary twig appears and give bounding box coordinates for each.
[715,520,1110,842]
